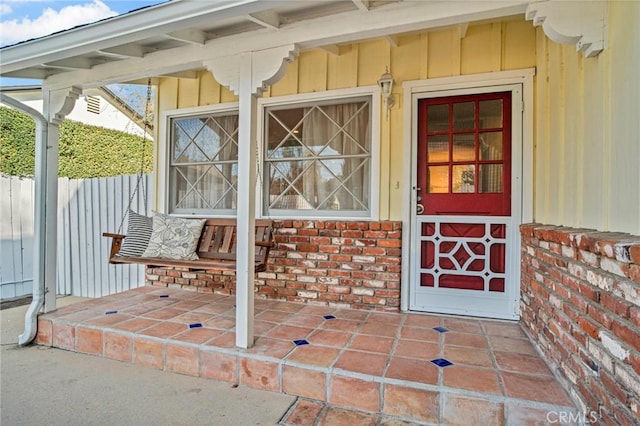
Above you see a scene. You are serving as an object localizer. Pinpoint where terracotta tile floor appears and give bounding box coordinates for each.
[37,286,579,425]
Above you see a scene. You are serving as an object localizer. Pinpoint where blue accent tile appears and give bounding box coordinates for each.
[432,326,449,333]
[293,339,309,346]
[159,295,169,298]
[189,323,203,329]
[105,310,118,315]
[431,358,454,368]
[323,315,336,320]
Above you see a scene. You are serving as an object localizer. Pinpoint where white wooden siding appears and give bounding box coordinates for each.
[1,174,153,299]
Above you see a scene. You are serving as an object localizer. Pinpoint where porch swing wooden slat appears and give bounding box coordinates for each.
[103,218,275,272]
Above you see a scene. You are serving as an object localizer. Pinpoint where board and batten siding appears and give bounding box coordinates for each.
[155,18,536,222]
[157,8,640,235]
[0,174,152,299]
[534,0,640,235]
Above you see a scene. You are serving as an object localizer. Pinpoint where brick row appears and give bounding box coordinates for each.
[146,220,402,312]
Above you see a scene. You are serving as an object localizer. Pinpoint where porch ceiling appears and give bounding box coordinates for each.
[0,0,530,89]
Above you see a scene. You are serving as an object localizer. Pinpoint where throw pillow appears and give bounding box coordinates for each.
[142,212,206,260]
[116,210,153,257]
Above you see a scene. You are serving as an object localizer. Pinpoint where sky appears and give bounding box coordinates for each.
[1,0,167,86]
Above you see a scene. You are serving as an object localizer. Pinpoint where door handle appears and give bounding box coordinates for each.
[416,204,424,215]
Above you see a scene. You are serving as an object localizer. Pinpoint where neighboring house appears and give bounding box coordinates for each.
[0,0,638,422]
[0,85,148,136]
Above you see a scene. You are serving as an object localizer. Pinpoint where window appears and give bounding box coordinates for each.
[168,111,239,214]
[263,97,372,217]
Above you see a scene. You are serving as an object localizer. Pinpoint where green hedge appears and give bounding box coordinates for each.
[0,106,153,178]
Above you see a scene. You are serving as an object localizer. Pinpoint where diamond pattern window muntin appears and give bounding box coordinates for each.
[169,112,239,214]
[264,97,371,215]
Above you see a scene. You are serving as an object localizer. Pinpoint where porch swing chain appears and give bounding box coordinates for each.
[140,79,152,212]
[117,78,152,234]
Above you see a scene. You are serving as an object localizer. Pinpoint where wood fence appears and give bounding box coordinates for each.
[0,174,153,299]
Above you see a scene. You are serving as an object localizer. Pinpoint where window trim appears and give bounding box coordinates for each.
[257,86,381,220]
[159,103,239,217]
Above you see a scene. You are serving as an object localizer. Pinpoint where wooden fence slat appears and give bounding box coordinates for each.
[56,177,66,295]
[98,177,111,295]
[107,175,118,294]
[87,179,96,298]
[108,175,119,295]
[57,177,72,295]
[119,175,130,293]
[75,179,88,297]
[18,178,35,297]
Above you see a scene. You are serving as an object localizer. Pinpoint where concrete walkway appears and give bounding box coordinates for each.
[1,297,296,426]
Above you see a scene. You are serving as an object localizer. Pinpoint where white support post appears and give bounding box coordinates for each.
[204,45,298,349]
[41,87,80,313]
[235,53,257,349]
[42,122,60,312]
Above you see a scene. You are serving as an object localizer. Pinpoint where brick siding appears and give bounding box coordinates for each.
[520,223,640,425]
[147,220,402,311]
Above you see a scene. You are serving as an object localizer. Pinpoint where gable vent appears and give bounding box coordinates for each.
[86,96,100,114]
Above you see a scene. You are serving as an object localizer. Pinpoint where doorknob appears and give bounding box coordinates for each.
[416,204,424,214]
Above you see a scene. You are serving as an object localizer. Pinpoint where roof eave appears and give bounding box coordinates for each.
[0,0,278,75]
[1,0,533,84]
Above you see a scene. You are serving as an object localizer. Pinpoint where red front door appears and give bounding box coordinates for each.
[411,91,516,319]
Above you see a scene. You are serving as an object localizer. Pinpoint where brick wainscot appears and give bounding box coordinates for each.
[147,220,402,312]
[520,223,640,425]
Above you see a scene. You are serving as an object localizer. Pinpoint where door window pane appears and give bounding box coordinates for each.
[479,99,503,128]
[428,166,449,193]
[427,104,449,132]
[479,164,503,193]
[453,102,475,130]
[452,165,475,193]
[427,135,449,163]
[479,132,503,161]
[452,134,475,162]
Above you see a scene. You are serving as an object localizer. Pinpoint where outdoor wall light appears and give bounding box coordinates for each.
[377,67,395,116]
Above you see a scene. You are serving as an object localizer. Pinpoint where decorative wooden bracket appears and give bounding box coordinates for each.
[203,44,299,96]
[44,86,82,125]
[526,0,606,58]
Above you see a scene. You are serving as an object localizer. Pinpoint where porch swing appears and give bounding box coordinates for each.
[102,79,274,273]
